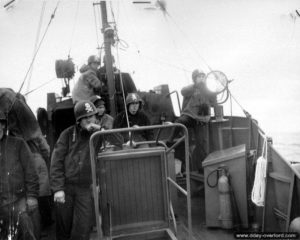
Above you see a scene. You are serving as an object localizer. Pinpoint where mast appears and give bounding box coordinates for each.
[99,1,116,117]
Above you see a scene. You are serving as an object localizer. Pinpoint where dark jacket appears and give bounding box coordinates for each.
[96,114,124,149]
[97,114,114,130]
[113,111,153,142]
[181,82,217,122]
[50,126,97,193]
[0,135,39,206]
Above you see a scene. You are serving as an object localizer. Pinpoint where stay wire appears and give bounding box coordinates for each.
[228,88,251,118]
[5,0,60,127]
[24,77,57,96]
[109,3,130,130]
[93,2,101,50]
[126,48,191,73]
[119,0,144,79]
[68,0,80,57]
[116,46,130,130]
[109,1,129,51]
[161,7,213,72]
[162,11,190,84]
[109,1,116,24]
[3,0,60,120]
[18,0,60,95]
[25,1,47,97]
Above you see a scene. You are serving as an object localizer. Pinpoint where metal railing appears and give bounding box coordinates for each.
[89,123,192,240]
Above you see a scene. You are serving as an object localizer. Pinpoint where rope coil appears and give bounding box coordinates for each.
[251,138,268,207]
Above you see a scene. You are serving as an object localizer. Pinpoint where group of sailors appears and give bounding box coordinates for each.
[0,54,217,240]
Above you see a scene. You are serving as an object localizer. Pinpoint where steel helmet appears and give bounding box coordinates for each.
[87,55,100,65]
[74,100,98,122]
[192,69,205,81]
[125,93,143,107]
[89,95,105,108]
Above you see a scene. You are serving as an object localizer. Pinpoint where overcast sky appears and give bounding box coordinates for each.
[0,0,300,137]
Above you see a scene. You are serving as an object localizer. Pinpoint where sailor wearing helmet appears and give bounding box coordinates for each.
[113,93,153,147]
[167,69,217,171]
[50,100,100,240]
[89,95,113,130]
[71,55,102,104]
[167,69,217,143]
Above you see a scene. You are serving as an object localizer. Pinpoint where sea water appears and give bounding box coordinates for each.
[270,131,300,163]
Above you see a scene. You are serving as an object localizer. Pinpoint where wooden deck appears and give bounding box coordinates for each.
[174,192,236,240]
[40,185,239,240]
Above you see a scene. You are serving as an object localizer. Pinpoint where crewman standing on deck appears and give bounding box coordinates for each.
[0,110,39,240]
[168,69,217,140]
[50,100,101,240]
[167,69,217,170]
[71,55,102,104]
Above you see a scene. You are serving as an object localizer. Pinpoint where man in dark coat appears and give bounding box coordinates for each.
[0,110,39,240]
[167,69,217,143]
[167,69,217,171]
[113,93,153,148]
[0,88,51,232]
[50,100,101,240]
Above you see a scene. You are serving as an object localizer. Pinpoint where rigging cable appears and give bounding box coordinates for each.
[160,8,190,84]
[109,3,131,131]
[17,0,60,95]
[119,0,144,79]
[68,0,80,57]
[24,77,57,96]
[109,1,129,50]
[25,1,46,98]
[119,1,192,84]
[7,0,60,124]
[116,46,130,130]
[93,2,101,51]
[159,4,213,73]
[228,88,251,118]
[125,48,191,73]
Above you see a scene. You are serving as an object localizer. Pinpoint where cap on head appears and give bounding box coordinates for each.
[74,100,98,122]
[192,69,205,81]
[125,93,143,107]
[88,55,100,65]
[89,95,105,108]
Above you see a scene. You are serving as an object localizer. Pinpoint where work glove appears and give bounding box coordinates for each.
[54,190,65,204]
